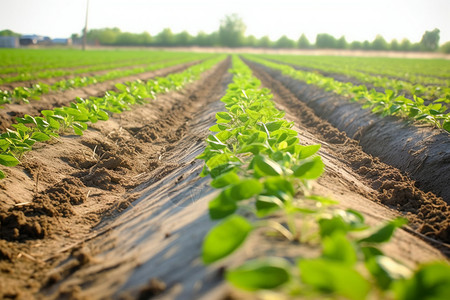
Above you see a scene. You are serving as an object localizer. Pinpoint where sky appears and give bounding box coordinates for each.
[0,0,449,44]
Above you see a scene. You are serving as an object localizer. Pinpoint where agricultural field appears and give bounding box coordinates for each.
[0,48,449,300]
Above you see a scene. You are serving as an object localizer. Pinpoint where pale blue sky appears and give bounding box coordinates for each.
[1,0,449,43]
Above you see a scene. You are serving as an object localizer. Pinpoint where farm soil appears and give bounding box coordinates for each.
[0,57,448,299]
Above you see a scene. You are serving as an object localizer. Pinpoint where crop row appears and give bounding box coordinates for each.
[245,55,450,132]
[0,55,226,178]
[197,55,449,299]
[0,53,212,107]
[0,49,186,74]
[259,54,450,83]
[259,54,450,101]
[0,52,189,84]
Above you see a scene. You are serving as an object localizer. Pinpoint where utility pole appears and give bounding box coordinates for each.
[82,0,89,51]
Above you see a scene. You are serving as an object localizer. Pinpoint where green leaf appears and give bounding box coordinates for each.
[293,156,324,179]
[115,83,129,92]
[0,154,20,167]
[210,171,240,188]
[208,193,237,220]
[358,218,407,244]
[305,195,339,205]
[366,255,411,290]
[206,153,231,170]
[322,232,357,265]
[263,176,295,197]
[226,258,291,291]
[252,155,283,176]
[443,120,450,132]
[202,215,252,264]
[255,195,284,217]
[216,112,232,123]
[31,132,51,142]
[230,179,263,201]
[265,121,284,132]
[298,258,370,300]
[319,216,350,237]
[0,169,5,179]
[394,262,450,300]
[238,143,269,155]
[97,110,109,121]
[296,144,321,159]
[209,124,228,132]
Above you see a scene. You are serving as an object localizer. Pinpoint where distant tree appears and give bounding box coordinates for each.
[116,32,137,45]
[440,41,450,54]
[297,34,310,49]
[245,35,257,47]
[155,28,175,46]
[420,28,440,51]
[137,32,152,45]
[207,32,220,46]
[194,31,209,46]
[0,29,20,37]
[371,35,389,50]
[175,31,192,46]
[362,40,371,50]
[350,41,363,50]
[390,39,399,51]
[219,14,246,47]
[399,38,411,51]
[410,42,421,52]
[275,35,296,48]
[336,36,347,49]
[315,33,337,48]
[87,28,120,45]
[257,36,272,48]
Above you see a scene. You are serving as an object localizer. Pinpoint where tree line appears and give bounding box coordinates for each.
[2,14,448,53]
[74,13,445,53]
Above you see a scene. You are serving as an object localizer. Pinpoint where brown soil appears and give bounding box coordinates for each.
[0,55,448,299]
[0,61,199,132]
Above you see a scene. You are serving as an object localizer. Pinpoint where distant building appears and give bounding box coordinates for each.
[0,36,19,48]
[19,34,42,45]
[19,35,51,46]
[52,38,72,46]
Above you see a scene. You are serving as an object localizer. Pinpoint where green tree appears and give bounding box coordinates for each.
[399,38,411,51]
[257,36,272,48]
[116,32,137,45]
[245,35,257,47]
[390,39,399,51]
[87,28,120,45]
[371,35,389,50]
[350,41,362,50]
[420,28,440,51]
[362,40,371,50]
[219,14,246,47]
[0,29,20,37]
[155,28,175,46]
[194,31,209,46]
[315,33,337,48]
[175,31,192,46]
[207,32,220,46]
[137,32,152,45]
[275,35,296,48]
[440,41,450,54]
[336,36,347,49]
[297,34,310,49]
